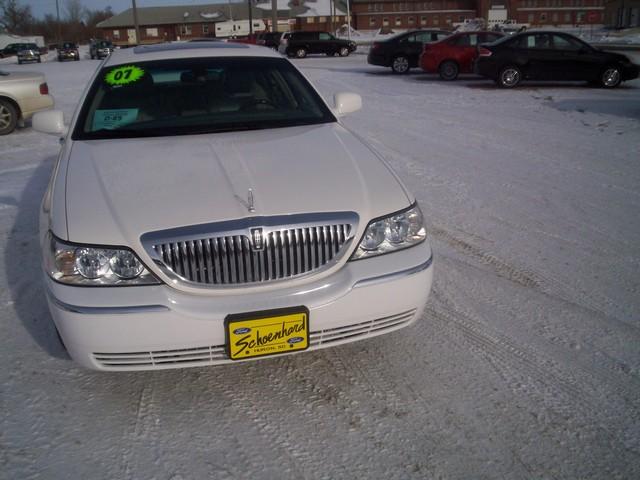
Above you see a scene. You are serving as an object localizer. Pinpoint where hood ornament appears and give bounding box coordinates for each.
[247,188,255,213]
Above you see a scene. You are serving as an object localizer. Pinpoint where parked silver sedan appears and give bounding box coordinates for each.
[0,70,54,135]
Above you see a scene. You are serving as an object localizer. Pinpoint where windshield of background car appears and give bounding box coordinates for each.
[73,56,336,140]
[98,41,112,48]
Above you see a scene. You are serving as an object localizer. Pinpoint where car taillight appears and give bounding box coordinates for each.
[478,47,492,57]
[39,83,49,95]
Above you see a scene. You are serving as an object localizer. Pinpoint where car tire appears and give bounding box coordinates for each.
[497,65,522,88]
[37,57,41,63]
[600,65,622,88]
[0,99,19,136]
[439,60,459,81]
[295,48,307,59]
[391,55,410,74]
[339,46,350,57]
[17,59,22,64]
[75,56,79,61]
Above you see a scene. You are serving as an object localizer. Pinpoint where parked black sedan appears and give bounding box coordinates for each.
[476,31,638,88]
[367,30,451,74]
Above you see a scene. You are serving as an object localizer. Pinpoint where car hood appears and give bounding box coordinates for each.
[64,123,411,249]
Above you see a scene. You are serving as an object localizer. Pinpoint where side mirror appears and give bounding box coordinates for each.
[334,92,362,117]
[33,110,67,136]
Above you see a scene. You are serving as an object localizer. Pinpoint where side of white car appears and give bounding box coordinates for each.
[34,43,433,371]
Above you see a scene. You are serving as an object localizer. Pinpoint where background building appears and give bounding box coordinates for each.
[604,0,640,27]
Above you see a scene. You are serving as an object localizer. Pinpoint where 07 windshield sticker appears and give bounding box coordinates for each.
[92,109,139,131]
[104,65,145,86]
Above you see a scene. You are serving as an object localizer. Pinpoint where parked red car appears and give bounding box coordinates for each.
[420,31,504,80]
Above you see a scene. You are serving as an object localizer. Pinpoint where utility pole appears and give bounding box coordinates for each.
[55,0,61,46]
[131,0,141,45]
[346,0,351,40]
[248,0,253,35]
[271,0,278,33]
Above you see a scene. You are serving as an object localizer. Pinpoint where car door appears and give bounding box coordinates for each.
[451,34,479,72]
[515,33,559,80]
[398,34,423,67]
[551,34,597,81]
[318,32,335,55]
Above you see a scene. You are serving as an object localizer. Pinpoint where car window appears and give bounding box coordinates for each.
[74,57,336,140]
[414,32,434,43]
[400,34,416,43]
[517,33,552,49]
[453,34,479,46]
[552,35,582,51]
[25,43,38,50]
[63,42,75,49]
[436,33,449,41]
[319,33,332,41]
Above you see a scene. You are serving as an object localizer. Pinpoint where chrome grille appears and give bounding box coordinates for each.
[145,216,355,286]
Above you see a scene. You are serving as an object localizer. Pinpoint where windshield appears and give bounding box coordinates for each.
[98,41,112,48]
[62,42,76,49]
[73,57,336,140]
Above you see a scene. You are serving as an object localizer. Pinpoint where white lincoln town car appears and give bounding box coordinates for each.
[34,43,433,371]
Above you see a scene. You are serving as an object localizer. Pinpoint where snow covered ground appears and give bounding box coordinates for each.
[1,51,639,479]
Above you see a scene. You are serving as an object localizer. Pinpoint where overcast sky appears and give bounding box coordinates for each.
[29,0,240,20]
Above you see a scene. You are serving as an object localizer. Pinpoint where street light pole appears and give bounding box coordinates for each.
[248,0,253,35]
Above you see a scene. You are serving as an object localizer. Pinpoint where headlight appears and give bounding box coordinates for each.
[44,232,159,286]
[351,204,426,260]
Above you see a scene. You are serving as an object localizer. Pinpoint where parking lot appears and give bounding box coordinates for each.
[1,52,640,479]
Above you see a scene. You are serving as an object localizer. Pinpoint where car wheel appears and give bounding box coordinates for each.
[339,46,350,57]
[600,66,622,88]
[391,55,410,74]
[37,57,41,63]
[0,99,18,136]
[295,48,307,59]
[75,56,79,61]
[498,65,521,88]
[438,60,459,81]
[17,59,22,64]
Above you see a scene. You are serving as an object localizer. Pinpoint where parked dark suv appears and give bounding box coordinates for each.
[256,32,281,50]
[17,43,42,64]
[1,43,42,63]
[58,42,80,61]
[278,31,357,58]
[368,30,451,74]
[90,39,114,59]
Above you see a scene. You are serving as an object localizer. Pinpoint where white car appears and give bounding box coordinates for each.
[0,70,54,135]
[34,43,433,371]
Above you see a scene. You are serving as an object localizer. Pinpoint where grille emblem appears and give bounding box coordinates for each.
[251,228,264,251]
[247,188,255,213]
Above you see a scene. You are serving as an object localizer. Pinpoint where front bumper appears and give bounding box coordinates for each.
[622,64,639,81]
[45,241,434,371]
[58,51,78,59]
[18,53,39,62]
[367,51,388,67]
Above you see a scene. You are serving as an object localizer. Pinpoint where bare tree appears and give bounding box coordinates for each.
[0,0,34,34]
[65,0,84,24]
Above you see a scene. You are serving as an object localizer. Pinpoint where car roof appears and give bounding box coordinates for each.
[104,42,281,66]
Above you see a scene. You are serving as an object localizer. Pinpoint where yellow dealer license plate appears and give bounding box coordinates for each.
[225,307,309,360]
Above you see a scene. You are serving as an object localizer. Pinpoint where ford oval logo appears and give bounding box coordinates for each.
[233,327,251,335]
[288,336,304,345]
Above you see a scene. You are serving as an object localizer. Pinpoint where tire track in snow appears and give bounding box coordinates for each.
[429,289,640,459]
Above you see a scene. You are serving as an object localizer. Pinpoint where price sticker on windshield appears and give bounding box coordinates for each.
[104,65,145,86]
